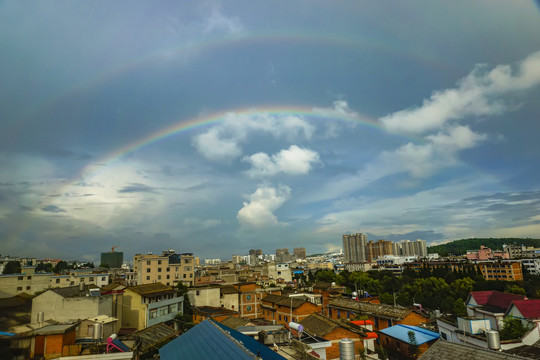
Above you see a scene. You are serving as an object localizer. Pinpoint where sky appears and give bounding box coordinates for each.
[1,1,540,262]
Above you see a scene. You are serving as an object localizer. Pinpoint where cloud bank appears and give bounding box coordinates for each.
[243,145,320,178]
[237,185,291,227]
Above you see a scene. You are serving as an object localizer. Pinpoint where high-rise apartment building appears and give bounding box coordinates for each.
[133,250,194,287]
[366,239,393,261]
[342,233,367,262]
[293,247,306,260]
[393,239,427,258]
[276,248,291,263]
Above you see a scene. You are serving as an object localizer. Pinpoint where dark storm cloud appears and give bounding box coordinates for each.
[41,205,66,213]
[118,183,158,194]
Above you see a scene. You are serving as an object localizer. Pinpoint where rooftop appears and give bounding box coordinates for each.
[127,282,175,296]
[329,298,420,320]
[159,319,286,360]
[420,339,529,360]
[262,294,309,309]
[300,312,366,338]
[379,324,439,345]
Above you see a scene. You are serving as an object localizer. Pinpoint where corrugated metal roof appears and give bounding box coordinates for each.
[379,325,439,345]
[159,320,286,360]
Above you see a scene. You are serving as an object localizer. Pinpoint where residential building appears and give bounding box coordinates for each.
[504,299,540,327]
[133,250,195,287]
[10,322,78,359]
[522,258,540,275]
[366,239,393,262]
[276,248,291,263]
[344,262,372,272]
[293,247,306,260]
[420,339,529,360]
[328,298,429,331]
[31,285,122,326]
[159,319,287,360]
[478,261,523,281]
[379,324,439,359]
[312,281,347,316]
[466,245,509,261]
[300,313,376,359]
[343,233,367,262]
[393,239,428,258]
[465,290,525,330]
[192,306,239,324]
[260,294,322,326]
[123,283,184,330]
[233,282,264,319]
[262,262,292,283]
[0,266,110,298]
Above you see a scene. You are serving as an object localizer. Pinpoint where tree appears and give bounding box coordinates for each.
[408,331,420,359]
[505,284,526,296]
[53,261,69,274]
[2,261,21,274]
[452,298,467,317]
[175,282,194,332]
[499,317,529,340]
[315,269,337,283]
[35,262,53,273]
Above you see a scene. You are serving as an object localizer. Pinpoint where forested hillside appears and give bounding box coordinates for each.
[428,238,540,256]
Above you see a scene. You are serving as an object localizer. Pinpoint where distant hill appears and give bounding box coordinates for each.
[428,238,540,256]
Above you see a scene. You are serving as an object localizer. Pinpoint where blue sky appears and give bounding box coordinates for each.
[1,1,540,262]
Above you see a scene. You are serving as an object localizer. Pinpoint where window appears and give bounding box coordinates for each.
[441,332,447,340]
[90,277,94,281]
[158,275,161,280]
[285,316,288,322]
[246,295,252,300]
[169,303,178,313]
[190,273,193,278]
[183,274,186,278]
[159,307,168,316]
[166,275,170,279]
[247,306,252,311]
[101,277,106,281]
[279,315,281,321]
[17,276,23,281]
[27,276,32,280]
[158,260,162,265]
[147,268,151,273]
[16,286,22,291]
[158,268,162,272]
[387,319,392,327]
[150,309,157,318]
[166,267,170,272]
[196,291,200,296]
[147,261,151,265]
[146,276,150,280]
[26,286,31,290]
[337,310,341,318]
[56,279,60,283]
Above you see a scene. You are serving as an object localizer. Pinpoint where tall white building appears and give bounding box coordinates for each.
[343,233,368,262]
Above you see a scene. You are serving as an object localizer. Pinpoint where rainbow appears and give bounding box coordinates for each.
[76,104,385,181]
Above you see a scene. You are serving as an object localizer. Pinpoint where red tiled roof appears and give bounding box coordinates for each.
[364,332,378,339]
[470,291,524,310]
[510,299,540,319]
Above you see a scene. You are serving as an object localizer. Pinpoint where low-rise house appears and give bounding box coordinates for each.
[31,285,121,324]
[505,299,540,327]
[419,339,528,360]
[379,324,439,359]
[159,319,286,360]
[466,291,525,330]
[123,283,184,330]
[0,266,110,298]
[11,322,79,359]
[192,306,239,324]
[328,298,429,331]
[300,312,376,359]
[260,294,322,326]
[77,315,118,342]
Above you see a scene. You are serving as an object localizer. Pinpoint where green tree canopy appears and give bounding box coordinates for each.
[2,261,21,274]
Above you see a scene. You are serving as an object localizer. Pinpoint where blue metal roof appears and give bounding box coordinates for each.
[160,320,286,360]
[379,325,439,345]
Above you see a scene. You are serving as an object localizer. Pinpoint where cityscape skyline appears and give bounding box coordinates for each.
[1,2,540,261]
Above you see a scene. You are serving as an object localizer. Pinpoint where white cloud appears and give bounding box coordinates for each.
[203,7,245,35]
[192,127,242,162]
[193,112,315,161]
[237,185,291,227]
[380,50,540,135]
[244,145,320,178]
